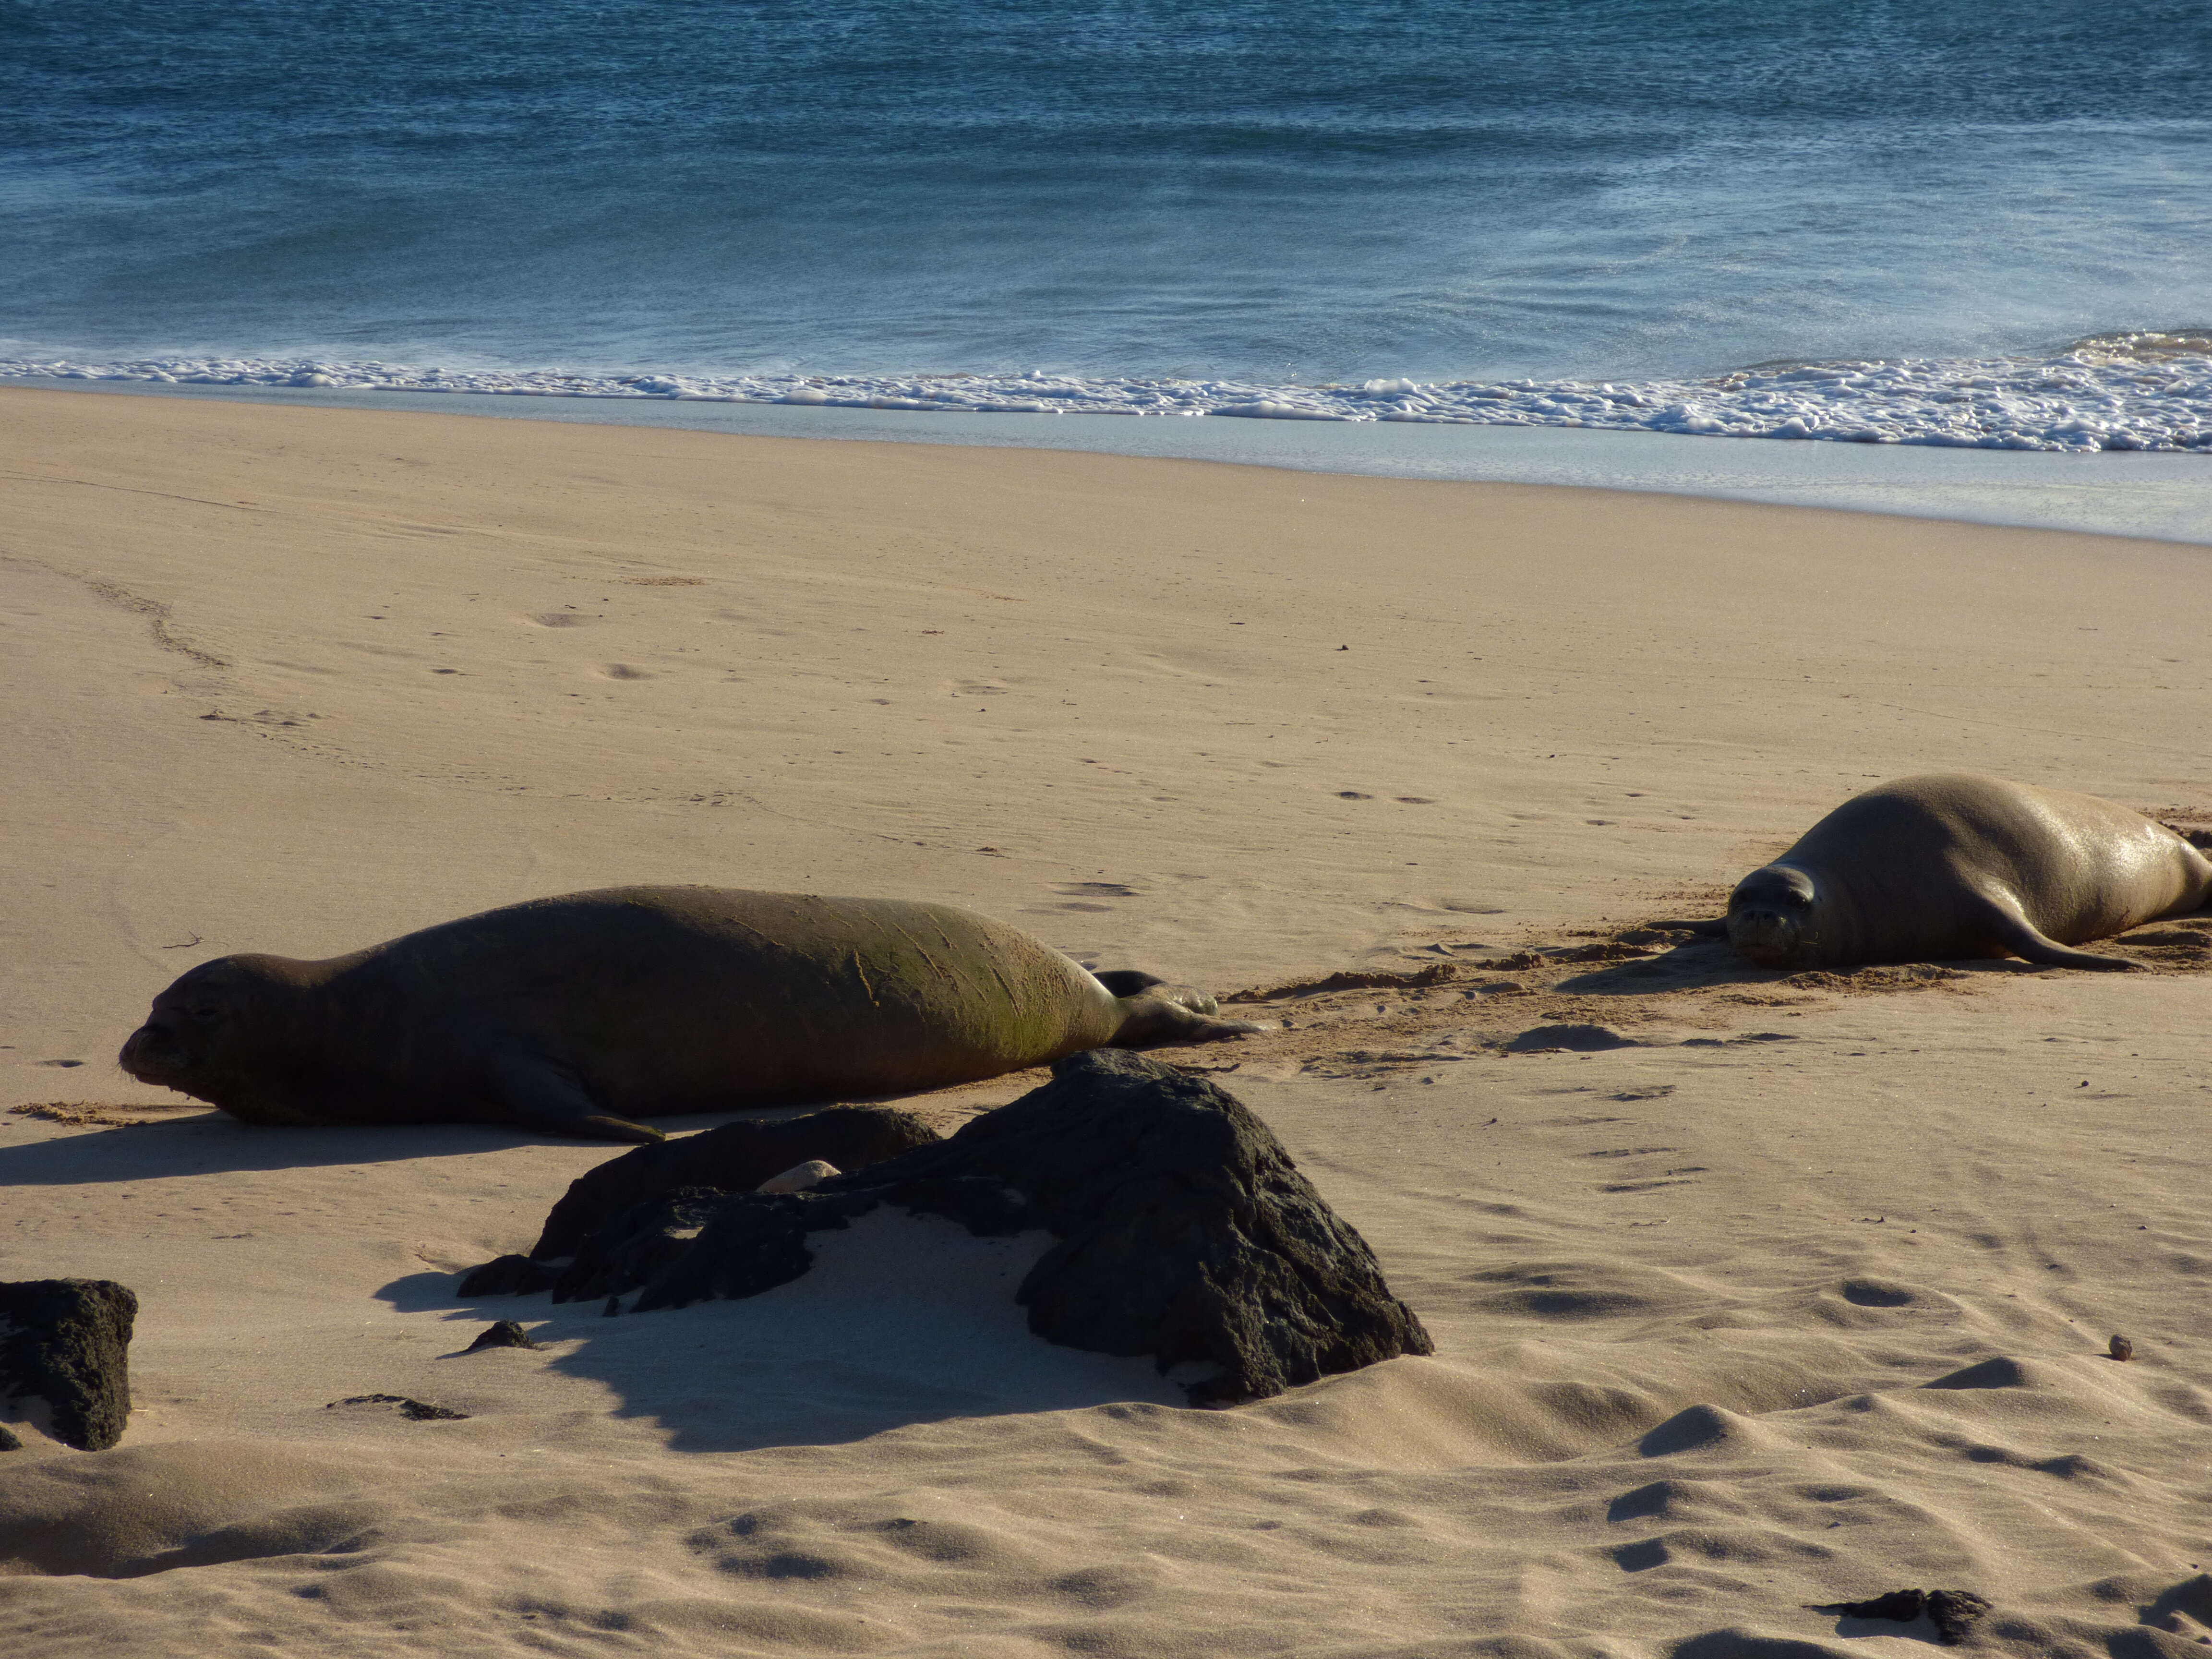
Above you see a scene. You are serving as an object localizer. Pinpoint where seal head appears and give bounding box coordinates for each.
[119,954,338,1125]
[1725,865,1821,968]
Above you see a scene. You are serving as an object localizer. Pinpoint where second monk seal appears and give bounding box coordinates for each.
[1677,773,2212,972]
[119,886,1257,1142]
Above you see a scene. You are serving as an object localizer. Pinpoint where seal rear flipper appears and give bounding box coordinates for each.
[489,1054,667,1143]
[1091,969,1167,998]
[1106,995,1262,1049]
[1976,895,2144,973]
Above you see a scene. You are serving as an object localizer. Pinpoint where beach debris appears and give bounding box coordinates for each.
[522,1105,941,1262]
[2110,1333,2136,1361]
[461,1320,540,1353]
[9,1100,201,1128]
[757,1159,840,1194]
[1812,1588,1992,1645]
[327,1394,469,1421]
[1551,941,1656,963]
[0,1278,137,1451]
[539,1050,1434,1405]
[1224,962,1462,1002]
[0,1426,21,1452]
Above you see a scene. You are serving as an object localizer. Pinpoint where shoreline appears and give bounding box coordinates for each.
[13,373,2212,547]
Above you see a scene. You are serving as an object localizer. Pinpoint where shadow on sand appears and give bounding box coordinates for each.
[376,1208,1190,1454]
[0,1106,776,1186]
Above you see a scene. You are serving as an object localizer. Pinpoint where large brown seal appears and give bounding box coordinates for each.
[119,887,1256,1142]
[1678,773,2212,972]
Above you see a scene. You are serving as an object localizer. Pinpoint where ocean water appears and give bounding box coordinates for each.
[3,0,2210,450]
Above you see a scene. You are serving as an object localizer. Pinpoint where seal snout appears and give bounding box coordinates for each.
[1725,866,1819,969]
[119,967,247,1088]
[118,1012,192,1085]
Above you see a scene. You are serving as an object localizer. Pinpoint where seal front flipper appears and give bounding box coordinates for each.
[1653,918,1730,937]
[1974,893,2144,973]
[488,1053,667,1143]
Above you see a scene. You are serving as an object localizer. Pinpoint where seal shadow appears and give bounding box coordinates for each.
[1551,937,2061,999]
[0,1110,688,1187]
[1549,937,1786,998]
[376,1208,1191,1454]
[0,1090,877,1184]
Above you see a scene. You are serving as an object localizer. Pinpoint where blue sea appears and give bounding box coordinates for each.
[3,0,2209,449]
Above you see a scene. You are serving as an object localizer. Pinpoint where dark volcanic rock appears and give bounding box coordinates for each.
[1812,1588,1992,1646]
[0,1425,21,1452]
[1925,1591,1992,1646]
[553,1187,731,1304]
[0,1278,137,1451]
[559,1050,1432,1405]
[456,1254,561,1298]
[529,1105,942,1260]
[462,1320,541,1353]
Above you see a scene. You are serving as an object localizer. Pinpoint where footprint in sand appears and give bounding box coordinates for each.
[524,611,594,628]
[598,664,651,680]
[1051,881,1138,913]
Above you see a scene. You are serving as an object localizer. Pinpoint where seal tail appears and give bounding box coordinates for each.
[1976,894,2144,973]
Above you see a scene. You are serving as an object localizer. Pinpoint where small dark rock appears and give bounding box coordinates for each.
[529,1105,942,1261]
[327,1394,469,1421]
[556,1050,1431,1406]
[456,1254,561,1298]
[0,1278,137,1451]
[461,1320,540,1353]
[1813,1588,1990,1646]
[0,1425,22,1452]
[1927,1590,1992,1645]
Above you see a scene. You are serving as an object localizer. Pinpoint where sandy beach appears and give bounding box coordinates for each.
[5,382,2211,1656]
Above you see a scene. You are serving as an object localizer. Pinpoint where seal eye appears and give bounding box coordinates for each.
[188,1005,223,1023]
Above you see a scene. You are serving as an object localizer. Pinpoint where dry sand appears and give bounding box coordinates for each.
[4,383,2211,1657]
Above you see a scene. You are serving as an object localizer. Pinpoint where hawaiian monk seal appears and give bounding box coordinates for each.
[1677,773,2212,972]
[119,887,1257,1142]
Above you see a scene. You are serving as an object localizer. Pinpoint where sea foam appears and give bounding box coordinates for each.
[5,333,2208,453]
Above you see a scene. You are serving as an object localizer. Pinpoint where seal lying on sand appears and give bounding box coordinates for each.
[119,887,1256,1142]
[1675,773,2212,972]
